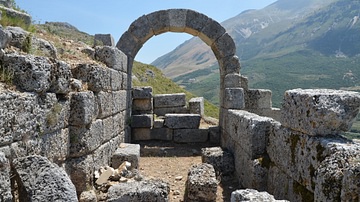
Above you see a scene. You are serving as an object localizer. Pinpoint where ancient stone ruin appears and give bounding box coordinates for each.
[0,8,359,202]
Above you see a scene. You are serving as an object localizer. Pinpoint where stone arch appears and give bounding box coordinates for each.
[116,9,244,125]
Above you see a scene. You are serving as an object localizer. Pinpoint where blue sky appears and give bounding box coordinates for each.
[16,0,277,63]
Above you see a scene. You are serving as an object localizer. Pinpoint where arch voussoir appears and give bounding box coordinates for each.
[116,31,142,58]
[128,15,154,44]
[218,55,241,76]
[198,19,226,46]
[211,33,236,60]
[146,10,170,35]
[168,9,187,32]
[184,10,210,36]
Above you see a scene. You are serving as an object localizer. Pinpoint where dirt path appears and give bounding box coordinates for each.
[137,141,239,202]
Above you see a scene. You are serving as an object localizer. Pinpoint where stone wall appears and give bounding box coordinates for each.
[221,88,360,201]
[0,28,131,198]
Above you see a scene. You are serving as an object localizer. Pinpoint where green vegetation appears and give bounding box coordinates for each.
[0,8,36,32]
[132,61,219,118]
[0,65,14,85]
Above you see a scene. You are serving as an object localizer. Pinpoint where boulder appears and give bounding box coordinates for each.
[231,189,289,202]
[13,155,77,202]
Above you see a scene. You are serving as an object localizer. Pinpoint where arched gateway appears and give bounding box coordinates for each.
[117,9,246,127]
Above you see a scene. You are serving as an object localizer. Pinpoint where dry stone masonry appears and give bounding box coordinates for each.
[0,8,360,202]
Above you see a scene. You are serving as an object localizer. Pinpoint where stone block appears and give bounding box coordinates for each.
[219,55,241,76]
[5,25,29,49]
[31,37,58,59]
[168,9,187,32]
[153,106,189,116]
[107,180,169,202]
[341,162,360,201]
[224,73,243,88]
[65,155,94,196]
[282,89,360,136]
[245,89,272,110]
[131,114,153,128]
[224,88,245,109]
[132,86,153,99]
[199,18,226,46]
[153,93,186,108]
[49,60,72,94]
[116,31,142,58]
[96,91,113,119]
[153,118,164,128]
[0,25,11,49]
[164,114,201,129]
[189,97,204,116]
[94,33,114,46]
[95,46,127,72]
[185,10,209,36]
[111,143,140,169]
[173,129,208,143]
[40,128,69,163]
[69,92,97,126]
[133,98,153,112]
[185,163,217,202]
[0,152,12,202]
[201,147,235,176]
[69,120,104,157]
[211,33,236,60]
[150,128,173,141]
[209,126,220,143]
[3,53,52,93]
[147,10,170,35]
[132,128,151,141]
[225,110,274,158]
[231,189,288,202]
[13,155,77,202]
[113,90,127,113]
[128,15,153,43]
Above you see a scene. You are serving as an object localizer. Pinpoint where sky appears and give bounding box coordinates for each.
[16,0,277,63]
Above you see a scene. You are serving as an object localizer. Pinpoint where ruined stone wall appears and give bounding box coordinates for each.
[0,26,131,199]
[221,88,360,201]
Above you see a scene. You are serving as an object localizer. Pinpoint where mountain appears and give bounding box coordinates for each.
[151,0,360,107]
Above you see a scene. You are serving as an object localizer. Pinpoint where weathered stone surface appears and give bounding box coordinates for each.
[69,92,97,126]
[341,161,360,201]
[153,106,189,116]
[132,128,151,141]
[49,60,72,94]
[245,89,272,110]
[282,89,360,136]
[132,86,153,99]
[219,55,241,76]
[95,90,126,119]
[185,10,209,36]
[116,31,142,58]
[0,26,11,49]
[147,10,170,35]
[131,114,153,128]
[95,46,127,72]
[199,18,226,46]
[224,88,245,109]
[79,190,97,202]
[94,33,114,47]
[224,73,243,88]
[209,126,220,143]
[173,129,208,143]
[315,148,360,201]
[189,97,204,116]
[40,128,69,163]
[211,33,236,60]
[69,119,103,157]
[164,114,201,129]
[111,143,140,169]
[153,118,164,128]
[153,93,186,108]
[5,26,30,49]
[151,128,173,141]
[231,189,289,202]
[132,98,153,112]
[225,110,274,158]
[201,147,235,176]
[107,180,169,202]
[168,9,187,32]
[185,163,217,202]
[65,155,94,196]
[32,37,58,59]
[13,155,77,202]
[3,53,52,92]
[128,15,153,43]
[0,152,12,202]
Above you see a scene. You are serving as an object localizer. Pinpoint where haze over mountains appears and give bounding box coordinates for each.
[152,0,360,106]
